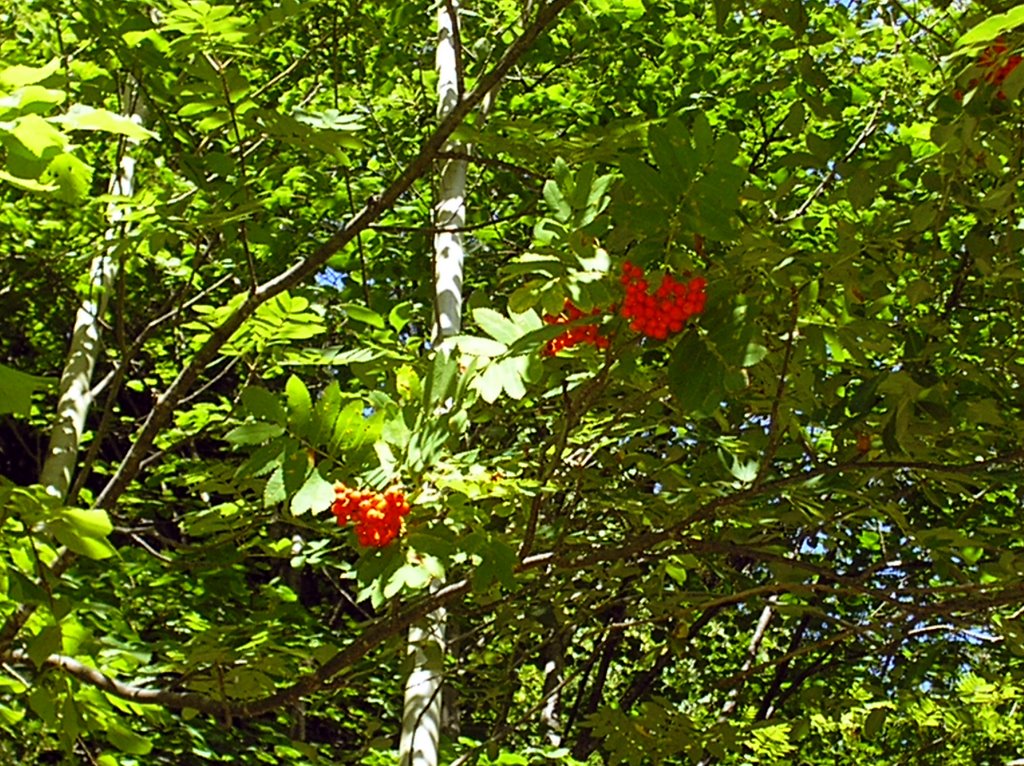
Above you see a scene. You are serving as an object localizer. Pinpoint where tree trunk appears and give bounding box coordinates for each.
[539,620,566,746]
[399,3,466,765]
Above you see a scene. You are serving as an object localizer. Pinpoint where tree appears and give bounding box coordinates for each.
[0,0,1023,764]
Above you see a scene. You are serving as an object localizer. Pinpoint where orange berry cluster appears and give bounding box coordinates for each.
[542,301,610,356]
[331,483,410,547]
[620,261,707,340]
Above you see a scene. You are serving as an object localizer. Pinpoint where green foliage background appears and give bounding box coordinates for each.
[0,0,1023,763]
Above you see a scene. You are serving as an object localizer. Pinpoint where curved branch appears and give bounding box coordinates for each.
[7,552,553,718]
[15,533,1020,721]
[13,650,213,710]
[569,600,627,760]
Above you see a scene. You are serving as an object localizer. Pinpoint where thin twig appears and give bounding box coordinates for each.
[207,52,257,293]
[778,100,884,222]
[753,284,801,486]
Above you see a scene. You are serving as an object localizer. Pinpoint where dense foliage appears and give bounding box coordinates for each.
[1,0,1023,763]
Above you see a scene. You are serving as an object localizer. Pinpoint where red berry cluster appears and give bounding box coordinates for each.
[542,300,610,356]
[331,483,410,547]
[980,39,1022,97]
[957,39,1022,101]
[540,263,707,354]
[619,261,707,340]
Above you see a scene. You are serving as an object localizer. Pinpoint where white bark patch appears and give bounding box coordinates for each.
[432,0,467,341]
[39,112,142,500]
[402,3,465,765]
[399,598,447,766]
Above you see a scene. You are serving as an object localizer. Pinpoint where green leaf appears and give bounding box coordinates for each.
[473,538,517,590]
[341,303,386,328]
[28,686,55,725]
[474,362,507,404]
[122,28,170,50]
[395,365,421,402]
[722,452,758,484]
[0,59,60,89]
[107,722,153,755]
[473,356,529,403]
[389,301,415,332]
[28,625,62,668]
[50,520,117,559]
[668,333,726,415]
[955,5,1024,48]
[263,466,286,506]
[649,118,695,190]
[61,695,81,743]
[50,105,156,141]
[383,562,432,598]
[472,308,523,345]
[620,156,674,206]
[62,508,113,538]
[742,343,768,367]
[282,448,311,495]
[407,531,456,561]
[494,752,529,765]
[664,562,688,585]
[290,467,335,516]
[310,380,343,443]
[498,357,527,400]
[45,507,116,560]
[863,707,887,739]
[39,152,93,202]
[225,422,285,445]
[703,294,763,369]
[8,569,47,605]
[455,336,507,357]
[236,441,283,478]
[224,667,274,698]
[283,346,385,366]
[6,113,67,159]
[0,363,53,416]
[542,178,571,221]
[330,400,380,456]
[285,375,312,435]
[241,386,287,425]
[422,351,458,409]
[0,168,56,192]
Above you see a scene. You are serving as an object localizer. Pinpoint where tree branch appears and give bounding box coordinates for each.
[618,605,721,712]
[570,601,626,760]
[94,0,578,513]
[756,614,810,720]
[565,449,1024,572]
